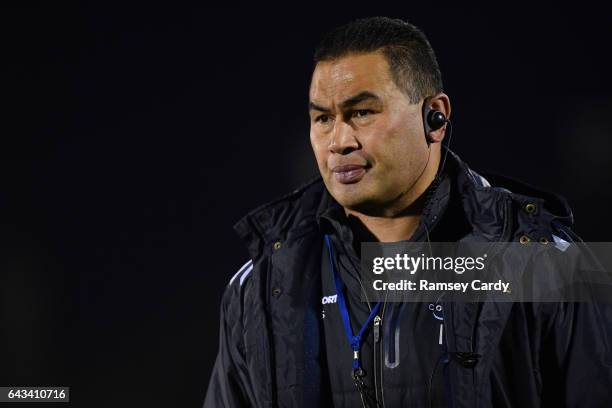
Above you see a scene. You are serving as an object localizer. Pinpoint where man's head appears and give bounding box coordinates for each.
[309,17,450,216]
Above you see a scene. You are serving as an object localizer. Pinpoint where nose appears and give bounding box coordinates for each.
[329,121,359,155]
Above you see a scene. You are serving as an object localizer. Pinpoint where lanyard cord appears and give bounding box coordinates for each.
[324,234,381,372]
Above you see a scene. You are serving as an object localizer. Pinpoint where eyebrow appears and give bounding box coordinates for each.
[340,91,381,109]
[308,101,330,113]
[308,91,382,112]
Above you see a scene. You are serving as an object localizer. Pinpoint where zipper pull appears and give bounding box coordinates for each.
[373,315,381,343]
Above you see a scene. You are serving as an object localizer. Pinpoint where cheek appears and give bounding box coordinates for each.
[367,124,410,164]
[367,121,425,173]
[310,132,328,170]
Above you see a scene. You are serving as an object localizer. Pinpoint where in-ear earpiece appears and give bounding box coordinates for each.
[427,110,447,131]
[422,101,447,143]
[420,97,454,177]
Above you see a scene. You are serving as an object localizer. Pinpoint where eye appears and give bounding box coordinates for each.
[352,109,373,118]
[315,114,333,124]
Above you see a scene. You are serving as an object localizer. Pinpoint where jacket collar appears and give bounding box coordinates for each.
[316,171,452,246]
[232,148,570,260]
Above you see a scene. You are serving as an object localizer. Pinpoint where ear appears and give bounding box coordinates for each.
[425,93,451,144]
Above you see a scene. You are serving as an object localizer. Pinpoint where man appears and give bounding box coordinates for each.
[204,17,612,407]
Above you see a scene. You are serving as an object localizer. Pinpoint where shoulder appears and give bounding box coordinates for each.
[227,259,254,289]
[223,177,328,312]
[218,258,258,334]
[232,176,326,261]
[479,172,579,245]
[448,149,579,245]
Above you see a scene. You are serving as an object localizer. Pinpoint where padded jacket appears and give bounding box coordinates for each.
[203,150,612,408]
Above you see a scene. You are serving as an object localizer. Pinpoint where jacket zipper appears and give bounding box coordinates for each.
[373,314,384,408]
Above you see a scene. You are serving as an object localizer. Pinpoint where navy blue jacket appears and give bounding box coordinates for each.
[204,150,612,407]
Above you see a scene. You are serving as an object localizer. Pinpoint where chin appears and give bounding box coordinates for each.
[326,176,381,209]
[333,189,381,213]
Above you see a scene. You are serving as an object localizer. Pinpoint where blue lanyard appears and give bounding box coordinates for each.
[324,234,381,373]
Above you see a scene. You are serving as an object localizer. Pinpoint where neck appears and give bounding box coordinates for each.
[344,148,440,243]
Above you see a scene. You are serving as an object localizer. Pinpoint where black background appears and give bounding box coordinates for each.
[2,3,611,407]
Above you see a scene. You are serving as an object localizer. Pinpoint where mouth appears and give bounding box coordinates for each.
[331,164,367,184]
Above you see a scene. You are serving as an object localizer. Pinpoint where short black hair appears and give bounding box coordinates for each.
[313,17,443,104]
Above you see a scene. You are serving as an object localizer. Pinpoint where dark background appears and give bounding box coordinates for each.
[2,3,611,407]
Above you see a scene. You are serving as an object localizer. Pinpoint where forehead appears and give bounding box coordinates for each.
[309,52,396,103]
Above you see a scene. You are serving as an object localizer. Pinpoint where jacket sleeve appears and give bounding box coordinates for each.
[203,265,257,408]
[541,229,612,407]
[545,301,612,407]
